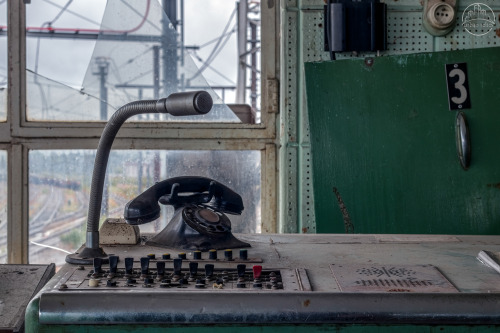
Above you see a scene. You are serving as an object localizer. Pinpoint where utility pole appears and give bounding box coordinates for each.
[93,57,110,217]
[94,57,109,121]
[250,20,258,110]
[162,0,179,95]
[236,0,248,104]
[153,45,160,100]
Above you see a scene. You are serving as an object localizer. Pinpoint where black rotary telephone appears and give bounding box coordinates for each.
[124,176,250,251]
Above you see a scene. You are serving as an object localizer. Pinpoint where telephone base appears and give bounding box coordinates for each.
[146,231,250,251]
[145,205,251,251]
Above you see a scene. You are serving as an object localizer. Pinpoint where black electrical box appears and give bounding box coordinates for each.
[324,0,387,53]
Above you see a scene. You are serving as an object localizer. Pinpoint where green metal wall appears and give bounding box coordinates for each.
[279,0,500,234]
[306,47,500,234]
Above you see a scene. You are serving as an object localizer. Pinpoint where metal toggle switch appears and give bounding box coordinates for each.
[237,264,246,280]
[156,261,166,278]
[124,257,134,276]
[109,256,118,272]
[236,264,247,288]
[252,265,263,281]
[93,258,103,276]
[189,262,199,281]
[173,258,183,278]
[205,264,214,281]
[140,257,150,277]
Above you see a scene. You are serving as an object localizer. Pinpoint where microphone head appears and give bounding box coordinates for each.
[162,91,213,116]
[192,91,213,114]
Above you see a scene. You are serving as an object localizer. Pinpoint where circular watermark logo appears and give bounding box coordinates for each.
[461,3,496,36]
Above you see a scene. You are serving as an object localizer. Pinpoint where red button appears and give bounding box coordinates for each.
[252,265,263,280]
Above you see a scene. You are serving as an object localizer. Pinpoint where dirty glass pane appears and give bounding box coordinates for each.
[0,151,6,263]
[0,1,6,122]
[26,0,259,123]
[28,149,260,266]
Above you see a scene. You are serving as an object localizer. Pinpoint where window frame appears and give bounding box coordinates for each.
[4,0,279,264]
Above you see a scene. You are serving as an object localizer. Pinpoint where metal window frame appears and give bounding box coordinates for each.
[4,0,280,264]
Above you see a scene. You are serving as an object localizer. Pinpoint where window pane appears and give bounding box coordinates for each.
[29,149,260,266]
[0,151,6,263]
[26,0,259,123]
[0,0,6,122]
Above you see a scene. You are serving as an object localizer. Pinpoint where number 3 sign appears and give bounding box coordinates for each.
[445,63,471,110]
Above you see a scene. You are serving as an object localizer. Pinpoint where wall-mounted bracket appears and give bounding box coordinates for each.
[422,0,457,36]
[324,0,387,55]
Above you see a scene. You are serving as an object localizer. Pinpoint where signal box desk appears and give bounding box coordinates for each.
[26,233,500,332]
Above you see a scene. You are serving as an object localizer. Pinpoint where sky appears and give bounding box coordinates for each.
[0,0,260,122]
[22,0,241,98]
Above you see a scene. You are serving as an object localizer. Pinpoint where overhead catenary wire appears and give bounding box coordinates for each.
[17,0,152,35]
[34,0,74,76]
[188,51,235,85]
[197,28,236,49]
[28,0,153,93]
[188,7,237,81]
[119,0,161,33]
[189,24,236,82]
[16,1,257,112]
[49,0,73,25]
[41,0,106,29]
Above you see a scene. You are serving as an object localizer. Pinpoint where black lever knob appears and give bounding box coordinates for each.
[237,264,246,278]
[173,258,183,276]
[193,251,202,260]
[189,262,199,277]
[239,249,248,260]
[93,257,103,274]
[140,257,150,276]
[156,261,166,277]
[205,264,214,278]
[108,255,119,274]
[125,257,134,275]
[209,249,217,260]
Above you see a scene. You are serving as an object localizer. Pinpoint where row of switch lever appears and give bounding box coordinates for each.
[92,256,264,282]
[140,249,249,261]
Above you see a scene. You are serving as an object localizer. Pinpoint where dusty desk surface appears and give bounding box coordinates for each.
[31,234,500,326]
[0,264,54,332]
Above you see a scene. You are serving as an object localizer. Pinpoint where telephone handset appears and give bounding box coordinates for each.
[124,176,244,224]
[124,176,250,251]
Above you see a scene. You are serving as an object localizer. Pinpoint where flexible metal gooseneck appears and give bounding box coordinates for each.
[65,91,213,264]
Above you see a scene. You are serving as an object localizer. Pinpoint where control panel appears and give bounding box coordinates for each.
[26,234,500,330]
[56,248,311,292]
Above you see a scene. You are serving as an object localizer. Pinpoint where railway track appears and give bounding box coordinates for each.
[0,184,133,264]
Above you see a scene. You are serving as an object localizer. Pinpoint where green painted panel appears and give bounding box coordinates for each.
[305,47,500,234]
[31,324,500,332]
[26,298,500,332]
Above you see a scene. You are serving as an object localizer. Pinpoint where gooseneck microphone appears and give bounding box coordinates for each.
[66,91,213,264]
[163,91,213,116]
